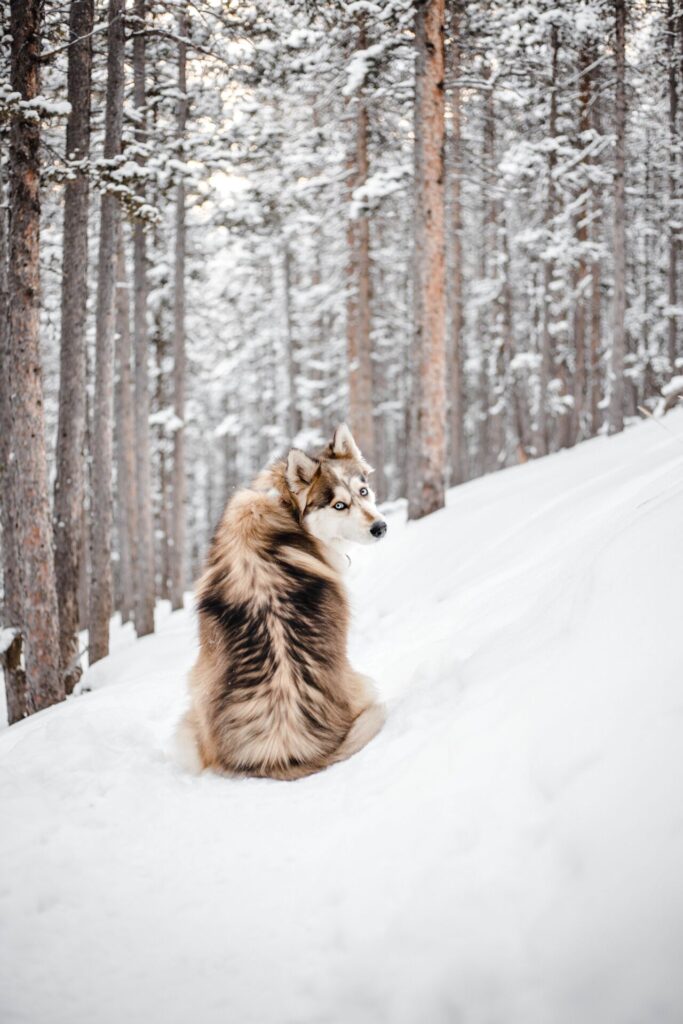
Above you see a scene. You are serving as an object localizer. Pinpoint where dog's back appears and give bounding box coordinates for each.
[185,485,374,780]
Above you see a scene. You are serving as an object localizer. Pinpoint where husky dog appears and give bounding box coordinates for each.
[177,424,387,780]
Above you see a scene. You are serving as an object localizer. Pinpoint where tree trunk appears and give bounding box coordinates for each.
[408,0,446,521]
[171,13,187,612]
[282,243,300,440]
[0,128,26,718]
[114,229,138,625]
[53,0,94,692]
[572,44,591,444]
[668,0,679,373]
[538,24,559,457]
[589,51,603,436]
[132,0,155,635]
[346,19,375,467]
[89,0,125,664]
[3,0,63,717]
[153,309,171,602]
[609,0,627,434]
[446,0,465,486]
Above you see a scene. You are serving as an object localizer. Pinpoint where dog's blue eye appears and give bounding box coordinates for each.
[359,487,368,497]
[333,501,347,511]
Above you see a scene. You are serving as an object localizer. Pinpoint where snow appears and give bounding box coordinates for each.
[0,627,19,656]
[2,411,683,1024]
[662,374,683,397]
[343,42,391,97]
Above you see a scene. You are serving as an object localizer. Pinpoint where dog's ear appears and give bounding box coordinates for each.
[331,423,362,461]
[330,423,374,474]
[286,448,319,498]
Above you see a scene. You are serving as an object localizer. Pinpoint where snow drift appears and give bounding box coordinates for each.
[2,411,683,1024]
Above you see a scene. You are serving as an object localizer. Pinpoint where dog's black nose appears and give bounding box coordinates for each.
[370,520,387,539]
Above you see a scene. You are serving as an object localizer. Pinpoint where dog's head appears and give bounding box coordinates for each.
[285,425,387,546]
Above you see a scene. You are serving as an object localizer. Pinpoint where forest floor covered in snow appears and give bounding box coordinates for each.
[2,411,683,1024]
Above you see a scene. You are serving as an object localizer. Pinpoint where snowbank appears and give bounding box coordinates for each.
[2,412,683,1024]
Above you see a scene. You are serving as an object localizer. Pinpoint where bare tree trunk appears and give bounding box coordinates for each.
[53,0,94,692]
[170,13,187,612]
[589,54,603,436]
[572,44,591,444]
[115,230,138,625]
[538,24,559,456]
[0,130,26,718]
[132,0,155,635]
[408,0,446,521]
[3,0,63,717]
[501,209,529,461]
[447,0,465,486]
[609,0,626,434]
[282,243,300,440]
[668,0,679,373]
[152,311,172,602]
[89,0,125,665]
[346,19,375,467]
[471,77,492,480]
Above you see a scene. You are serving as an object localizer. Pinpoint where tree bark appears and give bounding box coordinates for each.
[114,229,138,625]
[132,0,155,635]
[89,0,125,664]
[408,0,446,521]
[53,0,94,692]
[608,0,627,434]
[446,0,465,485]
[170,12,187,611]
[346,19,375,468]
[3,0,63,717]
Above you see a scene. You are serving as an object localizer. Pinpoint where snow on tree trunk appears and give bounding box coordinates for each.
[4,0,63,717]
[89,0,125,665]
[114,230,138,626]
[53,0,94,693]
[345,19,375,470]
[408,0,447,521]
[132,0,155,636]
[609,0,627,434]
[171,13,187,612]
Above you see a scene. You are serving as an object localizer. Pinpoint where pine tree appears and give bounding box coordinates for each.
[89,0,125,664]
[3,0,63,717]
[171,12,188,612]
[408,0,447,521]
[53,0,94,692]
[609,0,627,434]
[132,0,155,635]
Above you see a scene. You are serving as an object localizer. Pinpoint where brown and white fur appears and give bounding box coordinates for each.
[176,424,387,781]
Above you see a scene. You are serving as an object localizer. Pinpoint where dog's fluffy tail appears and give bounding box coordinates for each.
[329,702,386,766]
[171,707,204,775]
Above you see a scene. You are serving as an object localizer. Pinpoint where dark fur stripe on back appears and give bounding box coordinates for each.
[199,593,278,690]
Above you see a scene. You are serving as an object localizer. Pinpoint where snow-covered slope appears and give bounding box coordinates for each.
[2,412,683,1024]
